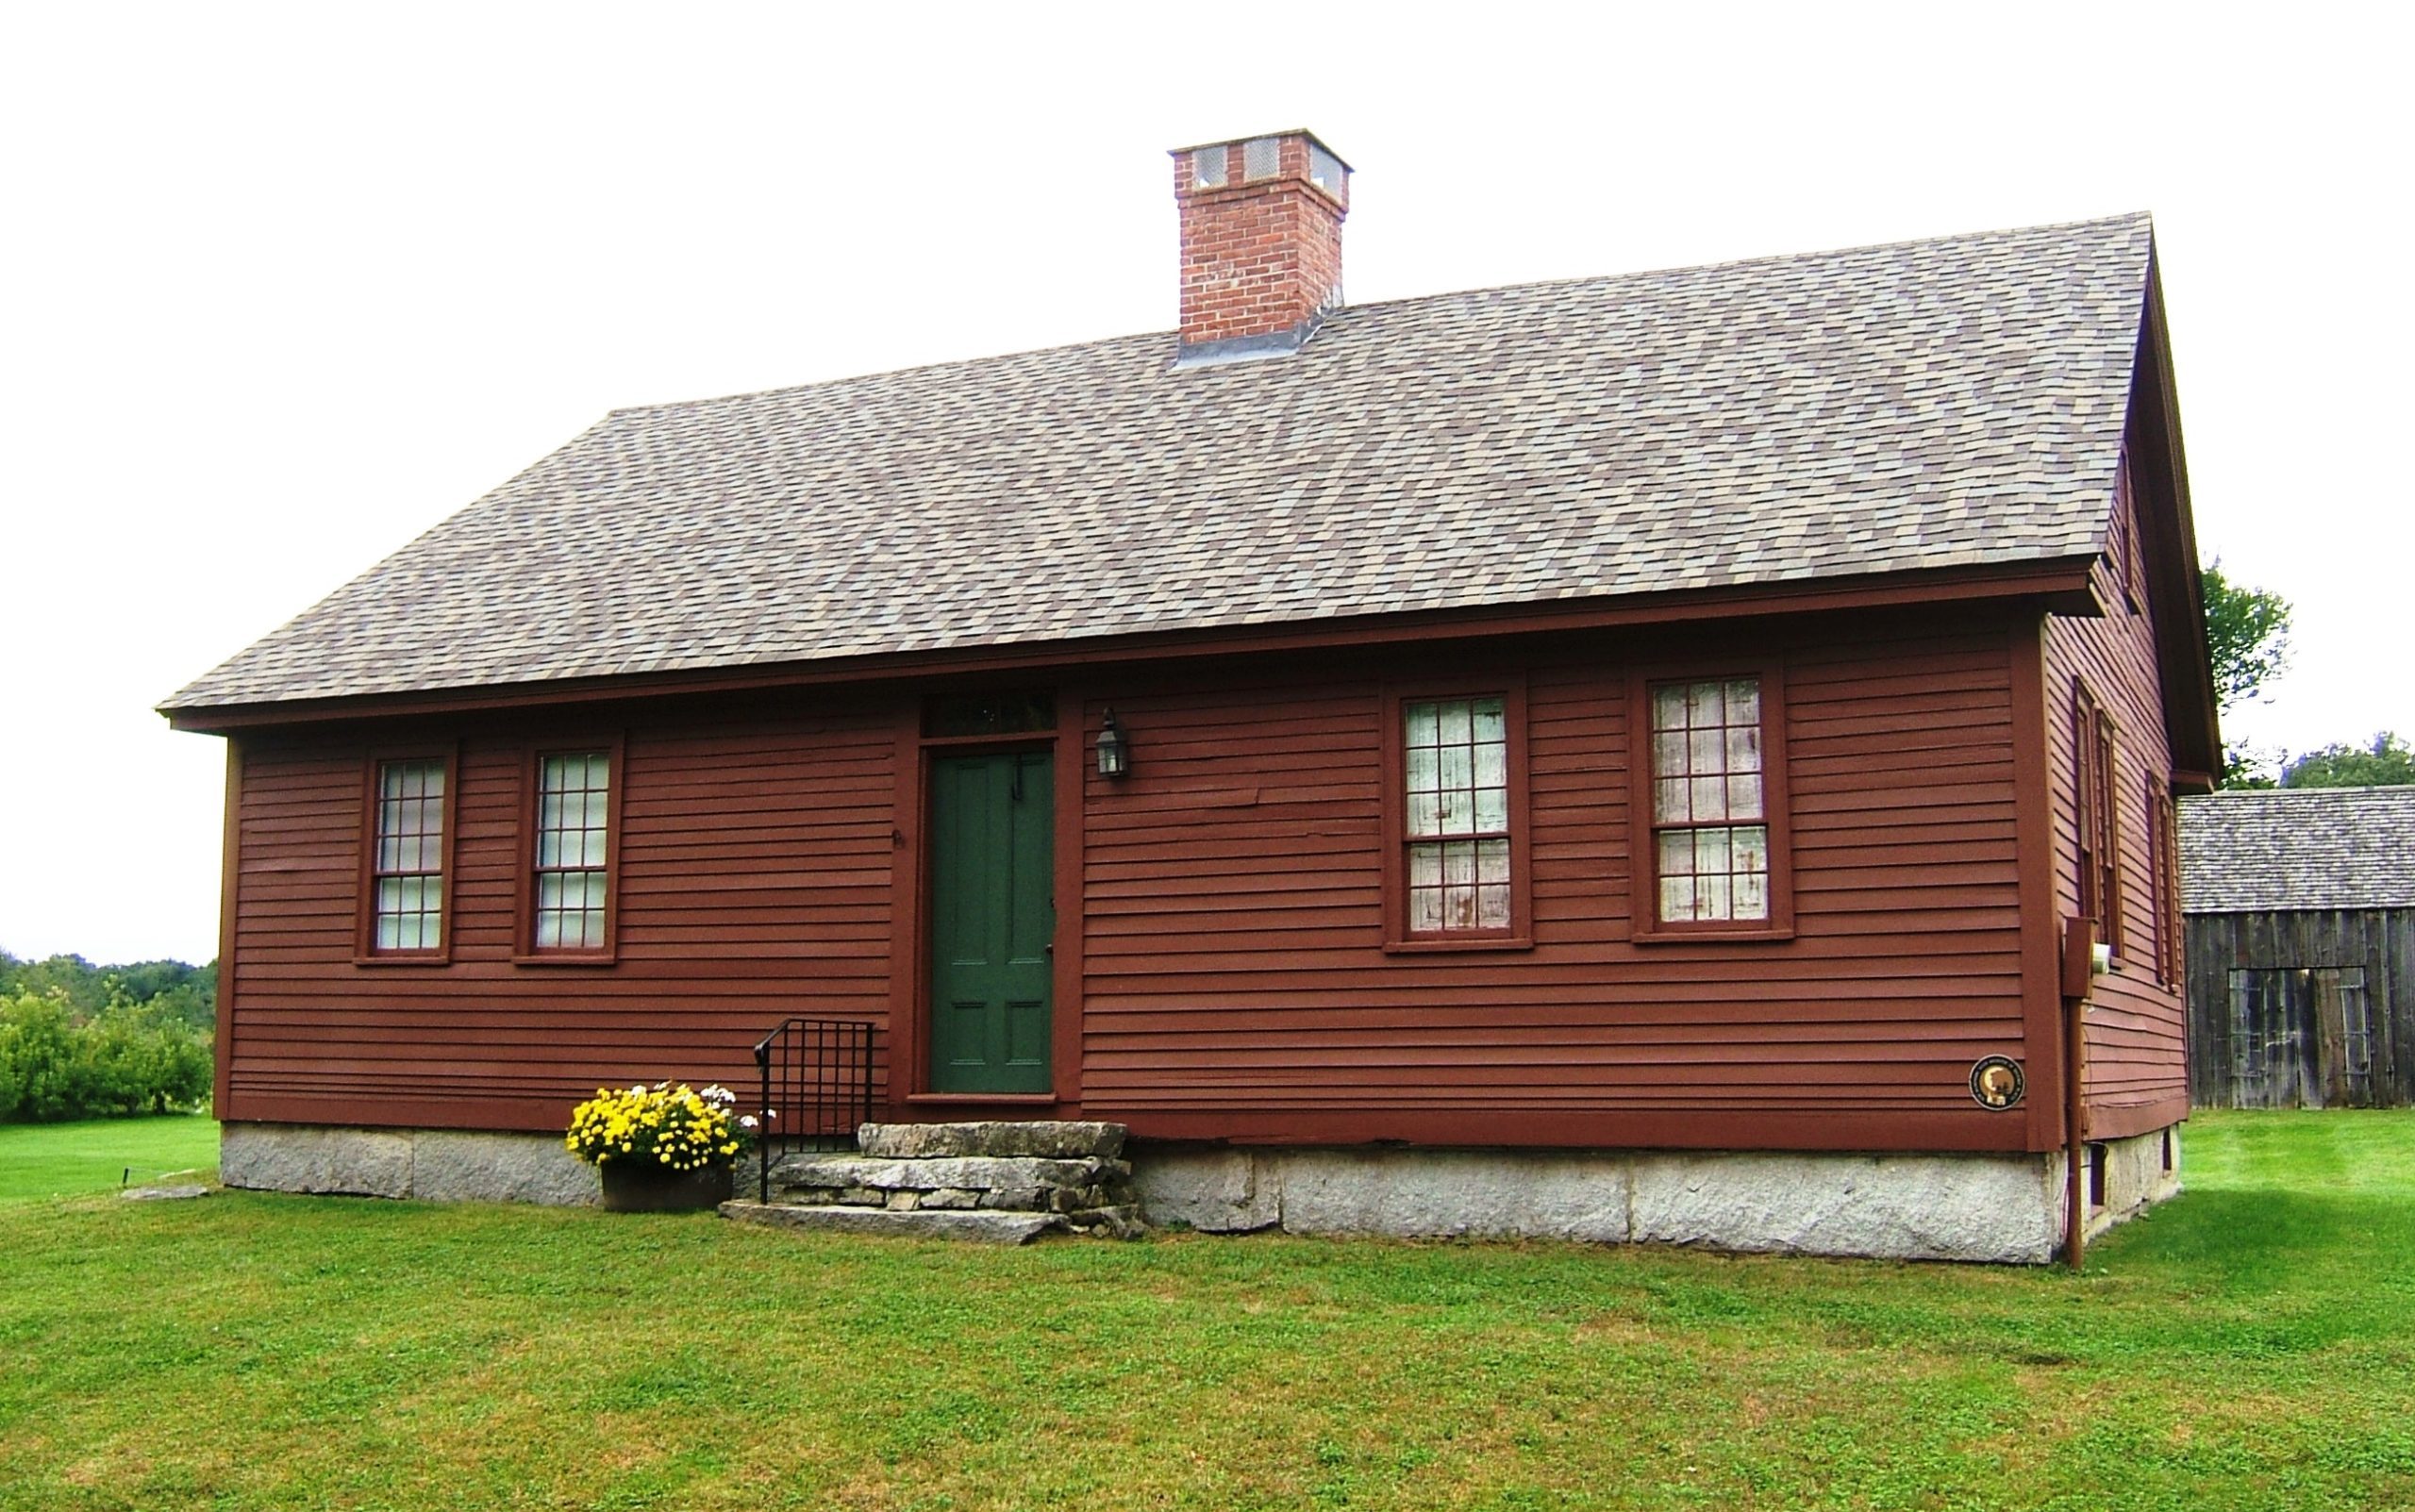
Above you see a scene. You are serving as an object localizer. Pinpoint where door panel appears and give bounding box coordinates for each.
[928,750,1054,1094]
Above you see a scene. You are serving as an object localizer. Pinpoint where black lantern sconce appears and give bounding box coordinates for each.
[1095,708,1132,780]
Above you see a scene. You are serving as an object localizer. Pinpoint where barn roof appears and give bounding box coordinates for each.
[164,213,2156,714]
[2179,787,2415,913]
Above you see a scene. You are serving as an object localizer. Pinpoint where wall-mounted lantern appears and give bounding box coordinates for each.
[1095,709,1131,780]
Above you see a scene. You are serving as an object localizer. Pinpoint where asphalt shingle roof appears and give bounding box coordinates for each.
[2179,787,2415,913]
[164,213,2155,712]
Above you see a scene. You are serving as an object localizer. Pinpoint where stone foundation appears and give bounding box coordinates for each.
[1134,1127,2183,1264]
[216,1119,2182,1261]
[220,1122,598,1205]
[2084,1123,2181,1240]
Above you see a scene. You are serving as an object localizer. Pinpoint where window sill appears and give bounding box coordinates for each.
[1629,925,1796,945]
[354,952,453,968]
[511,951,619,967]
[1383,935,1534,955]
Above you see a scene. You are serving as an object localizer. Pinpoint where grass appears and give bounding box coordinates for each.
[0,1114,219,1203]
[0,1110,2410,1511]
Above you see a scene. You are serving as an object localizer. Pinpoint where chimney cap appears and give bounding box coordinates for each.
[1167,128,1354,174]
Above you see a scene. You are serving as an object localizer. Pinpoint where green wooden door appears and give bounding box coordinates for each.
[928,751,1054,1094]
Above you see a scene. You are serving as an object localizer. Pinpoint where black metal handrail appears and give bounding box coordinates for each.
[751,1018,877,1203]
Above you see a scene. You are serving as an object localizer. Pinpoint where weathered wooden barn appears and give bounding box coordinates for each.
[2180,786,2415,1107]
[161,131,2219,1261]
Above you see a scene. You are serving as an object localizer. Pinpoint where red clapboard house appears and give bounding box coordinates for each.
[162,131,2218,1261]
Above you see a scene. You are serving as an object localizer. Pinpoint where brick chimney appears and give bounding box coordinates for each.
[1171,130,1352,362]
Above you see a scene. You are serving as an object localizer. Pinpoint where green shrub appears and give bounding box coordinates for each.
[0,990,212,1122]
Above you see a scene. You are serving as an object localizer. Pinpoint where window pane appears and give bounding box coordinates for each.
[1690,728,1724,774]
[1443,841,1475,887]
[1408,842,1441,889]
[1697,873,1733,921]
[1438,702,1471,745]
[1654,731,1689,777]
[1652,686,1688,733]
[1407,747,1438,794]
[1690,774,1728,822]
[1476,885,1511,929]
[1409,793,1441,836]
[1734,871,1769,922]
[1471,699,1506,742]
[1409,884,1443,933]
[1724,679,1759,724]
[1440,744,1473,791]
[1474,786,1507,832]
[1659,831,1699,878]
[1733,825,1769,872]
[1405,702,1439,747]
[1688,682,1724,728]
[1476,838,1511,886]
[1656,777,1690,824]
[1660,875,1696,921]
[1727,773,1763,821]
[1725,724,1761,773]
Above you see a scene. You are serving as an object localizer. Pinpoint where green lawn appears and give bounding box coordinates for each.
[1,1110,2410,1511]
[0,1114,219,1202]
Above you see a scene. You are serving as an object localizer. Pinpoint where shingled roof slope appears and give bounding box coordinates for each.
[165,213,2155,712]
[2180,787,2415,912]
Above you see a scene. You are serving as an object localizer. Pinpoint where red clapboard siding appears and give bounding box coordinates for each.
[219,605,2076,1152]
[2042,453,2190,1129]
[1071,620,2034,1146]
[225,710,898,1130]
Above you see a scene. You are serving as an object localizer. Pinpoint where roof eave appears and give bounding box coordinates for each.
[159,557,2098,735]
[2129,241,2224,787]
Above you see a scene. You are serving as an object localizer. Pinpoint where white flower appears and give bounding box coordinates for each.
[738,1115,758,1130]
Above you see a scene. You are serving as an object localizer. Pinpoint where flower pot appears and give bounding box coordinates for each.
[597,1159,735,1213]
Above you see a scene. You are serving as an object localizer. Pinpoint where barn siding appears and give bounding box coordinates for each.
[2185,907,2415,1107]
[2041,456,2190,1133]
[219,611,2051,1152]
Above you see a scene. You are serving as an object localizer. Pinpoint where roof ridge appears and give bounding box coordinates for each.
[2189,785,2415,799]
[604,211,2157,421]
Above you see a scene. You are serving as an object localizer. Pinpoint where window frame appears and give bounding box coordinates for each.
[513,735,625,966]
[1379,676,1533,954]
[2072,680,2124,962]
[354,745,458,966]
[1628,661,1794,943]
[2150,781,2183,989]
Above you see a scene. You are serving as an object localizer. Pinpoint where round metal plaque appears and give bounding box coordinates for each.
[1970,1055,2024,1110]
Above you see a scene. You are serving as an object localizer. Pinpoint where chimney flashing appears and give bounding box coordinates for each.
[1170,313,1328,371]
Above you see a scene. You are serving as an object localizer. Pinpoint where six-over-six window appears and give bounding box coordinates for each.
[1648,677,1771,925]
[532,751,612,952]
[367,757,448,954]
[1403,696,1514,933]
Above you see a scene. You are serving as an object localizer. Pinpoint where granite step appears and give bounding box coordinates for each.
[766,1152,1128,1195]
[856,1121,1126,1160]
[720,1199,1067,1245]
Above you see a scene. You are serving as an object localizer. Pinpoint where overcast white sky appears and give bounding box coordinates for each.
[2,3,2407,966]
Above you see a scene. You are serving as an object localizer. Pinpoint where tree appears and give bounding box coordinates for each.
[2281,732,2415,789]
[2202,563,2293,787]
